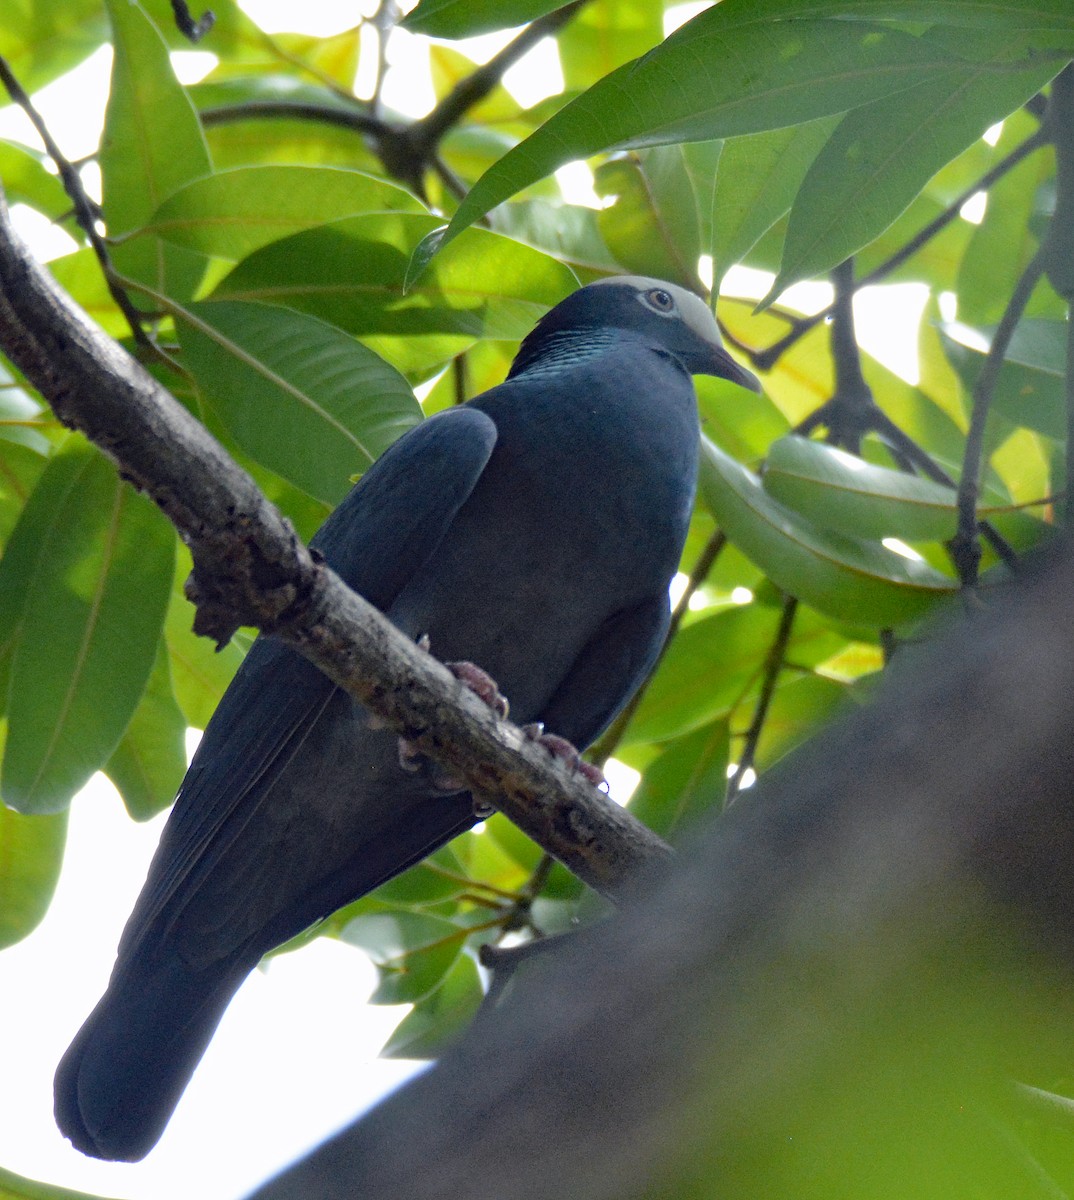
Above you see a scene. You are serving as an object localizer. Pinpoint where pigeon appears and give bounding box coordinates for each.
[54,275,759,1161]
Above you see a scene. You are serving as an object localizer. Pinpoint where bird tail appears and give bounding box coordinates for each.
[54,950,251,1161]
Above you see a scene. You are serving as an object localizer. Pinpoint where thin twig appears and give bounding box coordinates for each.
[200,99,386,136]
[170,0,215,41]
[0,54,154,351]
[370,0,400,119]
[867,410,1018,570]
[752,128,1049,371]
[413,1,588,151]
[726,595,798,805]
[501,853,555,935]
[451,353,469,405]
[819,259,873,452]
[1038,66,1074,527]
[952,247,1046,587]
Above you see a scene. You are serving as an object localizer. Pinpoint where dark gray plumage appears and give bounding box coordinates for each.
[54,276,758,1161]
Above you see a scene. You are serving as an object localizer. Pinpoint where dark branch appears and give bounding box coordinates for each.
[795,259,874,453]
[413,2,587,152]
[867,409,1018,571]
[200,100,386,138]
[952,247,1046,587]
[170,0,215,41]
[0,188,669,901]
[0,54,154,352]
[725,594,798,805]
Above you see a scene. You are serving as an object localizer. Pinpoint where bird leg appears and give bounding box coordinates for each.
[398,638,510,791]
[520,723,607,790]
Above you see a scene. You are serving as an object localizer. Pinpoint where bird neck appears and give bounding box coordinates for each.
[507,327,624,380]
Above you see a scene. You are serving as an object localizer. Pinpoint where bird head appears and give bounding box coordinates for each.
[514,276,761,392]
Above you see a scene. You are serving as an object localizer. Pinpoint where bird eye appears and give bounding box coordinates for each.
[644,287,676,314]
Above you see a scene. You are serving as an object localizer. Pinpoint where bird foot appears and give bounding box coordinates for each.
[398,647,509,789]
[521,723,607,790]
[445,660,509,719]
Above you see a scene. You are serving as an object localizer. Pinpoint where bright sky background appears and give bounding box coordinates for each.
[0,1,970,1196]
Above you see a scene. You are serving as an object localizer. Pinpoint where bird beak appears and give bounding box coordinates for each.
[700,342,763,393]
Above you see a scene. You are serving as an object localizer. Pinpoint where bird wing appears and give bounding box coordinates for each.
[535,591,671,751]
[119,407,499,960]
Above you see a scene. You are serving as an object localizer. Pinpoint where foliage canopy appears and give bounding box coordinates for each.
[0,2,1072,1195]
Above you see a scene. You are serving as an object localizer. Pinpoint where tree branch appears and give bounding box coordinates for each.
[200,99,387,138]
[412,2,587,153]
[794,259,874,453]
[953,246,1046,587]
[0,187,669,901]
[725,594,797,805]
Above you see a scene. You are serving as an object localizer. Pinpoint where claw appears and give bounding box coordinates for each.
[525,728,606,790]
[397,738,424,773]
[447,660,509,719]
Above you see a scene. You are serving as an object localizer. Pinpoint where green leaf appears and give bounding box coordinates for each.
[558,0,665,92]
[0,140,71,217]
[766,435,1049,548]
[192,77,389,176]
[696,375,792,465]
[753,674,851,772]
[177,300,421,505]
[698,436,957,629]
[594,145,713,288]
[373,844,472,906]
[629,720,730,839]
[105,639,186,821]
[0,793,67,950]
[215,213,576,353]
[0,1161,123,1200]
[402,0,571,37]
[957,112,1055,326]
[101,0,212,294]
[434,18,970,257]
[343,911,466,1005]
[764,436,967,541]
[627,605,843,746]
[0,0,105,94]
[941,321,1066,440]
[0,370,50,456]
[380,953,483,1060]
[1,442,175,814]
[710,118,838,286]
[143,166,425,262]
[0,444,47,552]
[767,44,1059,301]
[699,0,1074,29]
